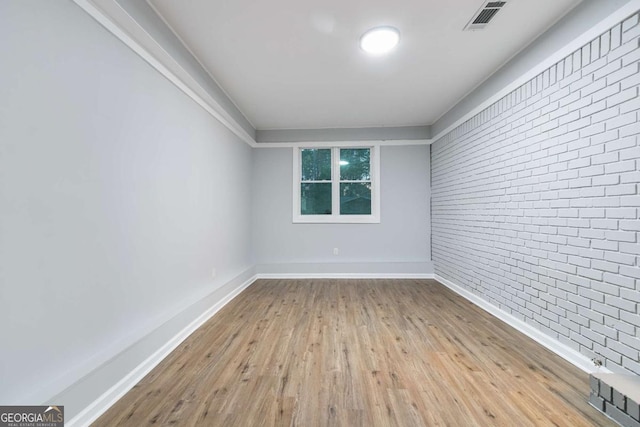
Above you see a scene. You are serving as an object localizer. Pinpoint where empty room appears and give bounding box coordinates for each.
[2,0,640,426]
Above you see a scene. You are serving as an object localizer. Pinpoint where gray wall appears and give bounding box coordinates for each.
[252,146,432,274]
[256,126,431,143]
[0,0,253,414]
[432,12,640,374]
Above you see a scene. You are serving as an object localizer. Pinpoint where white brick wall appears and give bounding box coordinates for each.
[432,12,640,375]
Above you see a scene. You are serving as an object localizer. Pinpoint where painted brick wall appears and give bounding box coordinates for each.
[432,12,640,375]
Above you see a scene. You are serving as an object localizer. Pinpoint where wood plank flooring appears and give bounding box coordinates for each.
[93,279,613,426]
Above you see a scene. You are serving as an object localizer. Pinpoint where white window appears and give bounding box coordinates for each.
[292,145,380,223]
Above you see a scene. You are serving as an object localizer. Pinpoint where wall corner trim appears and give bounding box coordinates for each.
[65,273,258,427]
[434,275,613,375]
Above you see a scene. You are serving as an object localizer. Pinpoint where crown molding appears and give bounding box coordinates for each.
[431,0,640,142]
[72,0,259,147]
[72,0,437,148]
[74,0,640,148]
[254,139,431,148]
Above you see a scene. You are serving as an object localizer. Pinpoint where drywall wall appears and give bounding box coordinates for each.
[432,11,640,374]
[433,0,633,137]
[0,0,253,417]
[256,126,431,143]
[252,145,432,274]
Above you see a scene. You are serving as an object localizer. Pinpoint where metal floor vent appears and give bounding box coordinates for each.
[464,1,507,31]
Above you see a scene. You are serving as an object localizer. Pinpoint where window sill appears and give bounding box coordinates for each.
[292,214,380,224]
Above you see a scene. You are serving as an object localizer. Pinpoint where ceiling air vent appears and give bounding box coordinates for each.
[464,1,507,31]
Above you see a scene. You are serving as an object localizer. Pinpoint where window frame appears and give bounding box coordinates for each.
[292,145,380,224]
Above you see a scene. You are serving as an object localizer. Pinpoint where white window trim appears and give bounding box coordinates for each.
[292,145,380,224]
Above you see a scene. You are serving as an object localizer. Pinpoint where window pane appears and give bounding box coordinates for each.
[340,148,370,181]
[301,149,331,181]
[301,183,332,215]
[340,183,371,215]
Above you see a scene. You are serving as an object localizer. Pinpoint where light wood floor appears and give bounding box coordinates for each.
[93,279,612,426]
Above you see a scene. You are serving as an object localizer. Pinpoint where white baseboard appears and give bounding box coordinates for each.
[434,274,612,375]
[73,272,595,426]
[66,273,258,427]
[257,273,435,279]
[62,268,434,426]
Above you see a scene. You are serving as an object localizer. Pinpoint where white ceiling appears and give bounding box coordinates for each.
[148,0,581,130]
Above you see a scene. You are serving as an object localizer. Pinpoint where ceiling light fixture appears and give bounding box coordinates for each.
[360,26,400,55]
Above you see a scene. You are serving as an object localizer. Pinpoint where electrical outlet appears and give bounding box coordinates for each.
[333,248,339,256]
[211,268,217,279]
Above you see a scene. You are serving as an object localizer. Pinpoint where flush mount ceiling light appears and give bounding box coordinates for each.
[360,26,400,55]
